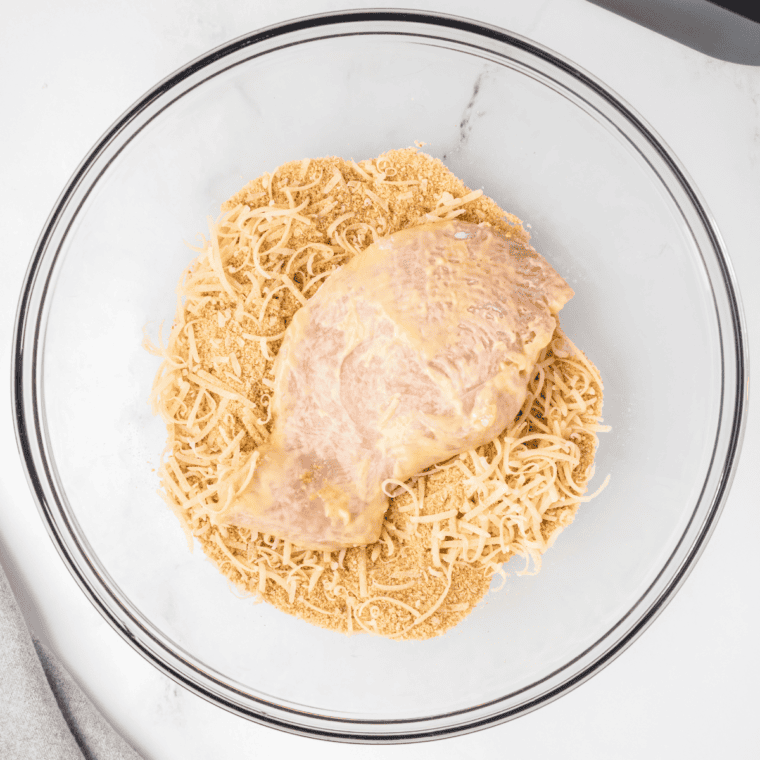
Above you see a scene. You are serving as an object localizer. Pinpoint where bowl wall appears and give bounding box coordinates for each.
[16,11,745,740]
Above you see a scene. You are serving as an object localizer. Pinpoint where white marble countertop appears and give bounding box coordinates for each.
[1,0,758,757]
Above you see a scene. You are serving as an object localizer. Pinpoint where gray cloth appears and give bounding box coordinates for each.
[0,563,143,760]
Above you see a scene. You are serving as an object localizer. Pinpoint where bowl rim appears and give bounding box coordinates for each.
[12,7,749,743]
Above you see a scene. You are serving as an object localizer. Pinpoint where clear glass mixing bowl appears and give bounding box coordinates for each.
[13,9,747,742]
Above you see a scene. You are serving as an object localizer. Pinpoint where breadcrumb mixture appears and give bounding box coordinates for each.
[149,149,607,640]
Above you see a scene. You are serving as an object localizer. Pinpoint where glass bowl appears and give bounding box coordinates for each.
[13,9,747,742]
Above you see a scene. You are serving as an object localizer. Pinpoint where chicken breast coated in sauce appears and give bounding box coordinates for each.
[226,220,574,549]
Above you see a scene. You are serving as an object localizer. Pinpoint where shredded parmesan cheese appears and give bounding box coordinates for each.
[149,149,608,641]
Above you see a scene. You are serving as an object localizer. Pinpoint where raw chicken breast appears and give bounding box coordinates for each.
[226,220,574,549]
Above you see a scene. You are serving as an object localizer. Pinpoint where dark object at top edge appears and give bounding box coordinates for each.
[588,0,760,65]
